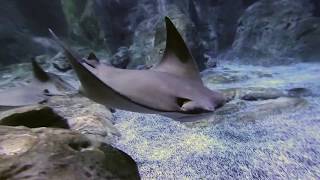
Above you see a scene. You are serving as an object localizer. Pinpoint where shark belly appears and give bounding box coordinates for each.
[98,69,199,112]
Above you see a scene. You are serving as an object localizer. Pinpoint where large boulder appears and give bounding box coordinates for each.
[0,94,120,144]
[0,126,140,180]
[60,0,106,50]
[226,0,320,65]
[127,1,207,70]
[94,0,139,53]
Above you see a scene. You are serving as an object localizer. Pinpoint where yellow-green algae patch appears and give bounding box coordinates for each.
[0,134,37,156]
[259,79,285,86]
[116,117,140,143]
[147,133,224,161]
[256,73,316,88]
[116,116,225,161]
[149,148,173,161]
[305,126,320,140]
[180,133,223,152]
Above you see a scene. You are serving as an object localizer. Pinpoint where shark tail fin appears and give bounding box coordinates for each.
[31,59,50,82]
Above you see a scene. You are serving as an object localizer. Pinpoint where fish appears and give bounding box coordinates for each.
[49,17,226,122]
[0,60,75,109]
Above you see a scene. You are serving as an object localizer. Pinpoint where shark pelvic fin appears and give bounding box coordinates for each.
[152,17,201,81]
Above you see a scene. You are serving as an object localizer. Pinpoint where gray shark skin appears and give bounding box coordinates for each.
[49,17,226,122]
[0,60,75,108]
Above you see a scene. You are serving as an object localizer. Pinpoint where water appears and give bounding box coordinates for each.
[1,0,320,179]
[158,0,167,15]
[112,62,320,179]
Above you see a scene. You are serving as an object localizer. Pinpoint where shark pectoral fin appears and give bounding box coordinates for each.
[180,101,214,113]
[177,97,209,113]
[152,17,201,81]
[31,59,50,82]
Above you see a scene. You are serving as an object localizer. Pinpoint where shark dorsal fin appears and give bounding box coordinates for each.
[152,17,201,81]
[87,52,99,62]
[32,59,50,82]
[49,29,85,76]
[85,52,100,68]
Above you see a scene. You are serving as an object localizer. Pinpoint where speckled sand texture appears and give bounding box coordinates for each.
[113,63,320,179]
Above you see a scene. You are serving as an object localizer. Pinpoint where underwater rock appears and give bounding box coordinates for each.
[203,72,249,84]
[0,63,33,90]
[0,59,119,143]
[0,94,120,144]
[187,97,308,127]
[220,87,285,101]
[60,0,106,49]
[47,95,120,144]
[238,97,308,122]
[200,0,245,51]
[95,0,138,53]
[227,0,320,65]
[0,0,67,66]
[78,0,106,49]
[111,47,130,69]
[49,52,72,72]
[128,3,207,70]
[240,88,285,101]
[286,87,313,97]
[0,105,68,129]
[0,126,140,180]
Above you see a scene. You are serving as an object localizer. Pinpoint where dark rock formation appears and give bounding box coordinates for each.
[15,0,68,36]
[0,0,67,66]
[1,0,320,67]
[61,0,106,49]
[226,0,320,65]
[0,105,69,129]
[287,87,313,97]
[111,47,130,69]
[95,0,138,52]
[0,126,140,180]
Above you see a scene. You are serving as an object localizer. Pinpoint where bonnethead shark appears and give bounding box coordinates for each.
[49,17,226,122]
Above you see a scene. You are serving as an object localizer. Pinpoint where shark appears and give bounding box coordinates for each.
[0,60,75,110]
[49,17,226,122]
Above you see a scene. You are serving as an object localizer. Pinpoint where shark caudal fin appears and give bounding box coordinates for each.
[152,17,201,81]
[31,59,50,82]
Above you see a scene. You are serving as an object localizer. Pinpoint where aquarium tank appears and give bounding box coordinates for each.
[0,0,319,179]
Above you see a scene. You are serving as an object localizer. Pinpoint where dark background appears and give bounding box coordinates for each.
[0,0,319,68]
